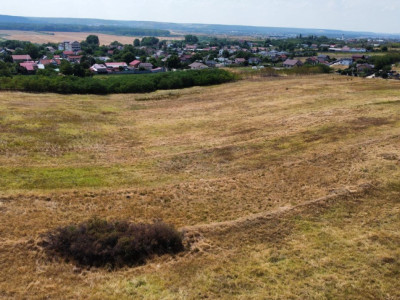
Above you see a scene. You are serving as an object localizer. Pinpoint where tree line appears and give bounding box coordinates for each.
[0,69,236,94]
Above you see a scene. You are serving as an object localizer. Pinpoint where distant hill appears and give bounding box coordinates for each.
[0,14,399,38]
[0,15,171,37]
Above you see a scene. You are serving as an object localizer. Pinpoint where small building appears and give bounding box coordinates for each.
[19,62,37,73]
[105,62,128,71]
[129,60,141,68]
[12,54,32,63]
[71,41,81,52]
[180,54,193,63]
[205,60,217,67]
[188,62,208,70]
[62,51,75,58]
[248,57,261,65]
[283,59,303,68]
[90,64,108,74]
[39,59,57,66]
[67,55,83,63]
[185,44,198,51]
[235,58,246,64]
[306,57,319,65]
[138,63,154,70]
[337,58,353,66]
[352,55,366,61]
[357,63,374,72]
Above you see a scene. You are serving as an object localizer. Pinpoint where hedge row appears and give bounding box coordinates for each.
[0,69,236,94]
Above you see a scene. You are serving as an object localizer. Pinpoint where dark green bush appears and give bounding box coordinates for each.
[0,69,236,95]
[41,218,184,268]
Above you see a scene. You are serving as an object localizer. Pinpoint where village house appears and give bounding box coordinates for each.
[67,55,83,63]
[138,62,153,70]
[336,58,353,66]
[95,56,110,62]
[90,64,108,74]
[129,60,141,68]
[185,44,198,51]
[249,57,261,65]
[19,62,37,73]
[205,60,217,67]
[188,62,208,70]
[357,63,374,73]
[105,62,128,71]
[45,46,56,53]
[283,59,303,68]
[180,54,193,63]
[235,58,246,65]
[39,59,58,66]
[352,54,366,61]
[62,51,75,58]
[306,57,319,65]
[12,54,32,63]
[58,41,81,52]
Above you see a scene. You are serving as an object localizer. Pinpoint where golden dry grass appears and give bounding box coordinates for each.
[0,74,400,299]
[0,30,183,45]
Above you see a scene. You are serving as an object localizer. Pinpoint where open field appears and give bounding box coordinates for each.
[0,30,183,45]
[1,74,400,299]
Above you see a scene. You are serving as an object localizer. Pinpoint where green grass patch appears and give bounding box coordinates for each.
[0,166,142,189]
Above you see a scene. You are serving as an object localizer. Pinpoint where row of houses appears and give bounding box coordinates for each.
[90,61,163,74]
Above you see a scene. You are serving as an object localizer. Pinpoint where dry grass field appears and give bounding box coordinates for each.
[1,74,400,299]
[0,30,183,45]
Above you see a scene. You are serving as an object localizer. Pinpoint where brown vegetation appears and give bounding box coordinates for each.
[0,74,399,298]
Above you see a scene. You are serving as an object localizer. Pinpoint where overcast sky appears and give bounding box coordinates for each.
[1,0,400,33]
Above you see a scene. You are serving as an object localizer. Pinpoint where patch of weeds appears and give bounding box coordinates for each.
[41,218,184,268]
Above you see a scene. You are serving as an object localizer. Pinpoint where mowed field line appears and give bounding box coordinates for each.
[182,183,373,234]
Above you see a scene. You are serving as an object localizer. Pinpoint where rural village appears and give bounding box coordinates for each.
[1,34,400,79]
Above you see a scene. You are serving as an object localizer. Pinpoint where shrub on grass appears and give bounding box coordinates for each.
[41,218,184,268]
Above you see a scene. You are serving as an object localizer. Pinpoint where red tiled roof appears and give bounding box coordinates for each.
[129,60,141,66]
[12,54,32,61]
[19,62,37,71]
[39,59,54,65]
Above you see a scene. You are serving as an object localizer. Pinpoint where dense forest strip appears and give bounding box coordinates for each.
[0,69,236,94]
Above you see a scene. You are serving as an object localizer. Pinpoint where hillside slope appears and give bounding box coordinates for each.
[0,75,399,299]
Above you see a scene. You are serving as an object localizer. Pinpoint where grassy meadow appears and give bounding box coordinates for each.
[0,74,400,299]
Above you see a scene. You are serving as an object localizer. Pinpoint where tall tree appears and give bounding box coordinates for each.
[86,35,100,46]
[184,35,199,44]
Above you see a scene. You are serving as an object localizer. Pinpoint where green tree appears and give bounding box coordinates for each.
[166,55,181,69]
[141,37,159,46]
[122,52,136,64]
[59,60,74,75]
[134,39,140,47]
[86,35,100,46]
[24,43,39,59]
[73,64,86,77]
[184,35,199,44]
